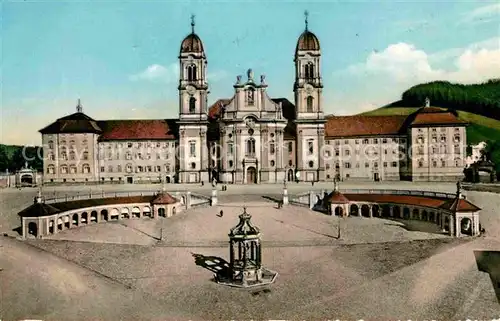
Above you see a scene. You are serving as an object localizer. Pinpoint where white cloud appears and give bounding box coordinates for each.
[333,37,500,115]
[129,63,179,83]
[460,3,500,25]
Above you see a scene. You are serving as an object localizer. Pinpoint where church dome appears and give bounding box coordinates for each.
[296,30,320,53]
[180,33,205,54]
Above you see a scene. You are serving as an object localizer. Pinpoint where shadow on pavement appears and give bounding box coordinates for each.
[191,252,231,281]
[474,250,500,303]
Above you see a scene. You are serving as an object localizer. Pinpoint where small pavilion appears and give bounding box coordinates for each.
[328,179,349,216]
[215,207,278,288]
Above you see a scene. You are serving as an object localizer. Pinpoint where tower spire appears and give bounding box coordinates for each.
[304,10,309,31]
[76,98,82,113]
[190,14,195,34]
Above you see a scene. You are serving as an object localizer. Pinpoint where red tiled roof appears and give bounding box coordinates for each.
[325,115,407,138]
[18,196,155,217]
[411,112,467,126]
[342,193,447,208]
[409,107,468,126]
[98,119,178,141]
[440,197,481,212]
[151,192,178,205]
[208,99,232,119]
[329,191,349,204]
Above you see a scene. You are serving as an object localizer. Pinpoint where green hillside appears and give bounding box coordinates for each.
[391,79,500,121]
[361,107,500,145]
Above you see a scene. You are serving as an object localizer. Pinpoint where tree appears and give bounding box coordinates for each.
[0,145,9,172]
[482,140,500,181]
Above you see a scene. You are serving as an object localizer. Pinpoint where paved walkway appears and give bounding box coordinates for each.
[280,236,500,320]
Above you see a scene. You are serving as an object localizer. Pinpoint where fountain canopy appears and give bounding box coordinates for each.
[229,207,260,238]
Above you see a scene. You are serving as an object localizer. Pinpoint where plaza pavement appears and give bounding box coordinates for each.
[1,181,499,320]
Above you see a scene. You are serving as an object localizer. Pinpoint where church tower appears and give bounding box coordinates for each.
[293,11,326,182]
[177,15,209,183]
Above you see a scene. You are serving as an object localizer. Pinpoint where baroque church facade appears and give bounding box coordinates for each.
[39,17,468,185]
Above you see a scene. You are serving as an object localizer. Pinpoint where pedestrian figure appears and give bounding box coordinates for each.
[201,181,204,186]
[217,210,223,217]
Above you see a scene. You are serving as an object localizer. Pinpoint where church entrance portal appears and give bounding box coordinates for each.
[246,167,257,184]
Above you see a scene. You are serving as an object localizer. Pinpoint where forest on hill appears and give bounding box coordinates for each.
[0,144,43,173]
[387,79,500,121]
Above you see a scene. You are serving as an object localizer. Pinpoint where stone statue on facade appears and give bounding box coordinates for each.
[247,68,254,81]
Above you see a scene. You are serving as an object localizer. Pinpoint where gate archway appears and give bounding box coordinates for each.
[246,166,257,184]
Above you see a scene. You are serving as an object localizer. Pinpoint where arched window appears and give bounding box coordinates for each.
[306,96,314,112]
[418,159,424,168]
[269,141,275,154]
[69,151,76,160]
[187,64,197,81]
[246,138,256,156]
[82,164,91,174]
[48,140,54,149]
[82,151,89,160]
[70,165,77,174]
[47,164,55,174]
[305,62,314,79]
[60,165,68,174]
[189,97,196,113]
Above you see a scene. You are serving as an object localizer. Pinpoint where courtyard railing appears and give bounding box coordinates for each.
[43,190,187,204]
[290,188,457,201]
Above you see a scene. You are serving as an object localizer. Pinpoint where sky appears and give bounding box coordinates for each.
[2,0,500,145]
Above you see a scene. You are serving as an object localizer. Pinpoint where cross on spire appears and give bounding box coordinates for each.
[304,10,309,31]
[190,14,195,34]
[76,98,83,113]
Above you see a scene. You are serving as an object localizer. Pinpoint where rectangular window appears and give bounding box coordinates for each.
[117,165,122,172]
[100,166,105,172]
[228,143,234,155]
[382,138,387,144]
[383,162,387,167]
[147,165,152,172]
[288,142,293,153]
[391,162,398,167]
[190,141,196,157]
[156,165,161,172]
[345,162,351,168]
[108,166,113,172]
